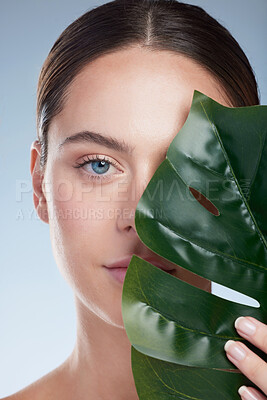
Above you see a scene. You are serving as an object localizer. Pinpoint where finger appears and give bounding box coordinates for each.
[238,385,267,400]
[234,316,267,354]
[224,340,267,395]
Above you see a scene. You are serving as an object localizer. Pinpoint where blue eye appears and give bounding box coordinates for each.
[74,155,121,181]
[91,159,110,174]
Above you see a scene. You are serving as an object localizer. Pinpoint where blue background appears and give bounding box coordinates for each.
[0,0,266,396]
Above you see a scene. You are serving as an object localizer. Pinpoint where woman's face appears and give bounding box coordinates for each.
[31,47,231,329]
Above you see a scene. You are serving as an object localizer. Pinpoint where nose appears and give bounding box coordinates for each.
[117,148,166,240]
[116,170,154,235]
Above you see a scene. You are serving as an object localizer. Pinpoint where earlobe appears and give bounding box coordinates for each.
[30,140,49,224]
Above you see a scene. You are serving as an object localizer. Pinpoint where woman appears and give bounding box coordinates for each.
[3,0,266,399]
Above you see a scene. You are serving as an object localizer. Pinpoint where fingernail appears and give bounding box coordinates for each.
[238,385,261,400]
[224,340,246,361]
[235,317,256,336]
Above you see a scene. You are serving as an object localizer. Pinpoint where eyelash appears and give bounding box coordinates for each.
[73,154,122,182]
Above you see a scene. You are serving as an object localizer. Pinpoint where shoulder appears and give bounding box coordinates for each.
[0,362,68,400]
[0,382,42,400]
[0,376,50,400]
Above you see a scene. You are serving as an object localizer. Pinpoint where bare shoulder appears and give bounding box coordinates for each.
[0,379,46,400]
[0,361,70,400]
[0,372,55,400]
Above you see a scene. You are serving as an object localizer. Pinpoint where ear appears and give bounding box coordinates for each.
[30,140,49,224]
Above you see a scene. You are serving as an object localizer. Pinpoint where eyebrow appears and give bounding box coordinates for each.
[58,130,135,155]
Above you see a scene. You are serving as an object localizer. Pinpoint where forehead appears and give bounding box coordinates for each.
[49,47,228,153]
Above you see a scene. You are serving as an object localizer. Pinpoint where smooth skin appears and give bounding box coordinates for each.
[3,47,266,400]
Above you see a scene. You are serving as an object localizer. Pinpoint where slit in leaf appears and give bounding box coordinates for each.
[189,186,220,216]
[212,282,260,308]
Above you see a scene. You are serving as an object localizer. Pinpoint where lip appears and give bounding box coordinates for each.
[103,255,176,284]
[104,255,175,271]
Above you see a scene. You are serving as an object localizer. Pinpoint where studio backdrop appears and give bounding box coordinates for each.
[0,0,266,397]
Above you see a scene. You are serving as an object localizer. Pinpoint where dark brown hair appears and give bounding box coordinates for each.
[36,0,260,170]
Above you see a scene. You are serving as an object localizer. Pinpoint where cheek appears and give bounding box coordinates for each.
[47,186,106,296]
[46,177,125,328]
[48,184,101,252]
[47,173,118,268]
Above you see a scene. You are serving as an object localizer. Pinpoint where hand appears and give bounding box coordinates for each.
[224,316,267,400]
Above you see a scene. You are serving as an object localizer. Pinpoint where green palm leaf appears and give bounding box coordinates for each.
[121,90,267,399]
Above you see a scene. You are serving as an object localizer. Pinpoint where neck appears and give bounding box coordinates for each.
[64,296,139,400]
[59,279,211,399]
